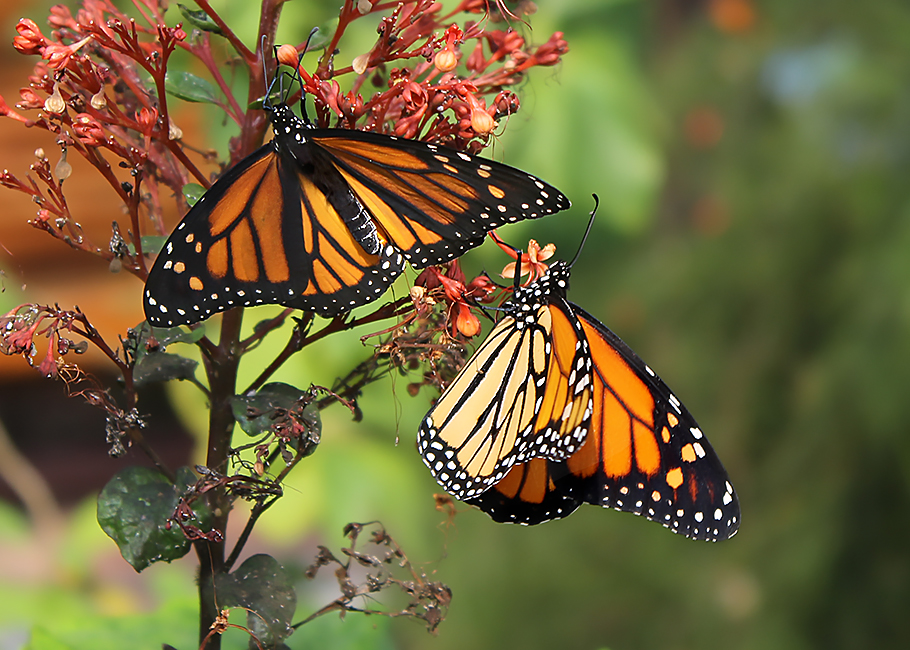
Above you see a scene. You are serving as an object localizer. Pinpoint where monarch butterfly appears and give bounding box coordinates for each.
[143,69,569,327]
[418,246,740,541]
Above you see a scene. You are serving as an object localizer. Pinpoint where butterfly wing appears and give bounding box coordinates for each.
[465,458,585,525]
[311,130,570,267]
[418,299,592,500]
[572,307,739,540]
[143,144,405,327]
[466,306,740,541]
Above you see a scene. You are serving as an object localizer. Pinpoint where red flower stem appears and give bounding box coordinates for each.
[127,170,147,276]
[193,0,254,62]
[164,140,210,189]
[316,0,357,77]
[191,34,245,125]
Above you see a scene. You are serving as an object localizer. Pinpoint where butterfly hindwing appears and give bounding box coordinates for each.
[465,458,585,525]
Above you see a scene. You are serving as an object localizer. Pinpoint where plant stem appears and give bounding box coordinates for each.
[196,306,244,647]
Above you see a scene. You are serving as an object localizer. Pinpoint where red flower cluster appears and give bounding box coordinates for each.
[415,261,498,338]
[0,304,88,378]
[496,236,556,283]
[273,4,568,148]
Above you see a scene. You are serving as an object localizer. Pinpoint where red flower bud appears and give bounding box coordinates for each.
[463,93,496,135]
[493,90,520,118]
[38,336,58,378]
[18,87,43,109]
[135,107,158,135]
[48,5,79,30]
[434,45,458,73]
[13,19,47,55]
[276,44,300,68]
[466,275,497,302]
[465,41,486,72]
[42,35,92,71]
[452,302,480,338]
[72,113,105,145]
[0,94,28,123]
[534,32,569,66]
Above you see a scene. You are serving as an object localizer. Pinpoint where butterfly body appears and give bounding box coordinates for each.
[144,100,569,327]
[419,261,740,541]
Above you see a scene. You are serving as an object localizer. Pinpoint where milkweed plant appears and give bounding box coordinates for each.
[0,0,569,647]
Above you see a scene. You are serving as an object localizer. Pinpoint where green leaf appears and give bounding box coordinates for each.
[130,321,205,350]
[177,3,224,34]
[127,321,204,376]
[182,182,206,206]
[134,351,198,386]
[147,322,206,347]
[97,467,201,572]
[164,71,219,104]
[214,554,297,647]
[231,382,321,438]
[129,235,167,256]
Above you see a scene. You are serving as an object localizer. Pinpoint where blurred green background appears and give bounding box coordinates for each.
[1,0,909,649]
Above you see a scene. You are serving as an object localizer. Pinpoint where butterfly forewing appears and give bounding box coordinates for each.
[574,309,740,541]
[419,315,549,499]
[144,145,279,326]
[419,267,594,500]
[313,131,570,267]
[144,144,406,326]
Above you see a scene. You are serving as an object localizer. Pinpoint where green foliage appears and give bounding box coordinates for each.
[214,555,297,646]
[163,71,221,104]
[97,467,203,571]
[231,382,320,438]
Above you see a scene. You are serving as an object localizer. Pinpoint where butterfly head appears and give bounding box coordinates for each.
[266,101,309,139]
[505,260,572,326]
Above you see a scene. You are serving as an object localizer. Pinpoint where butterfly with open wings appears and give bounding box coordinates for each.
[143,57,568,327]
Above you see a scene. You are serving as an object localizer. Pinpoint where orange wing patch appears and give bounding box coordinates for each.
[580,317,662,479]
[318,139,431,170]
[208,155,274,236]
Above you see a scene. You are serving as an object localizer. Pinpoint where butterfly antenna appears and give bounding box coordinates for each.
[261,36,277,111]
[296,27,319,122]
[568,194,600,269]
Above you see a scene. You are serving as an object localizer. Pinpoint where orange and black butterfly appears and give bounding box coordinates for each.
[143,76,569,327]
[418,259,740,541]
